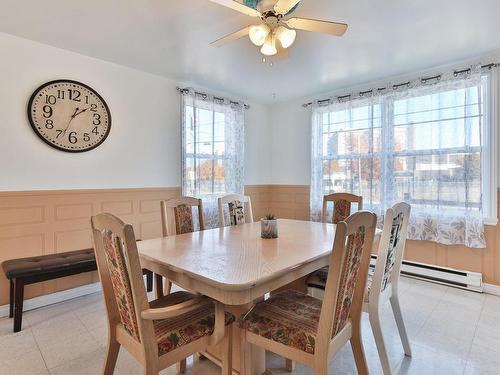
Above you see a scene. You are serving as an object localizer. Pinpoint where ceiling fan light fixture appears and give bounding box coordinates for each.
[249,24,271,46]
[260,34,277,56]
[275,26,296,49]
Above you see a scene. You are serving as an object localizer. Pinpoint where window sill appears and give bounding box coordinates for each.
[484,217,499,226]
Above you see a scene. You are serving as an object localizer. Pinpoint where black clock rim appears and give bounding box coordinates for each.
[27,79,112,153]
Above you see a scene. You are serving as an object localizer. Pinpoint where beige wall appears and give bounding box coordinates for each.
[0,188,186,306]
[0,186,272,306]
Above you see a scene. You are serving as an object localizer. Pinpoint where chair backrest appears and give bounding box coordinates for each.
[91,213,154,346]
[322,193,363,224]
[160,197,205,236]
[317,211,377,345]
[218,194,254,228]
[370,202,411,300]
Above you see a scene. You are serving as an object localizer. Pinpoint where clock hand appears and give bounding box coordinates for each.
[63,107,80,134]
[74,107,90,117]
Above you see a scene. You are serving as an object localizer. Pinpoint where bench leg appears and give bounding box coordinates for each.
[142,269,153,293]
[146,272,153,293]
[155,274,164,298]
[9,279,14,318]
[13,279,24,333]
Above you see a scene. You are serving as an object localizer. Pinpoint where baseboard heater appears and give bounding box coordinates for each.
[370,256,483,292]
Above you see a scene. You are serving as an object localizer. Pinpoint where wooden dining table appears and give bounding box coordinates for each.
[137,219,377,374]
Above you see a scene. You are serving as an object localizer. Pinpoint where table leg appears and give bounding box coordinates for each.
[239,332,266,375]
[204,301,266,375]
[250,344,266,375]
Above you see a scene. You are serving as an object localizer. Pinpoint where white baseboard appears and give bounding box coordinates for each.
[0,282,102,319]
[483,283,500,296]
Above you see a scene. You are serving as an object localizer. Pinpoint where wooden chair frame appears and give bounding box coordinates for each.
[240,211,377,375]
[363,202,412,375]
[160,196,205,237]
[217,194,254,228]
[322,193,363,223]
[91,213,231,375]
[156,197,205,299]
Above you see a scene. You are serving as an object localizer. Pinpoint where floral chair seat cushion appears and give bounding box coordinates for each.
[152,291,235,356]
[237,289,321,354]
[228,200,245,226]
[305,266,329,290]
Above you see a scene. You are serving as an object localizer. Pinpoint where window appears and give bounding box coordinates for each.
[311,71,496,248]
[319,103,382,208]
[183,106,228,196]
[180,90,245,227]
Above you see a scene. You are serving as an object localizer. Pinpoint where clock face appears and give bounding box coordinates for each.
[28,80,111,152]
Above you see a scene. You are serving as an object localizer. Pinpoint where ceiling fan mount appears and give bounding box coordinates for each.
[209,0,348,59]
[260,11,281,26]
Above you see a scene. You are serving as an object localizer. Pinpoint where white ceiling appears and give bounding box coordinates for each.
[1,0,500,103]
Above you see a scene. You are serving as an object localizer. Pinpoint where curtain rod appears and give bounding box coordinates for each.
[176,87,250,109]
[302,62,500,108]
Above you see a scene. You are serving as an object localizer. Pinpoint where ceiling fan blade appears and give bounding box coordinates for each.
[274,0,301,15]
[208,0,261,17]
[211,26,251,47]
[286,17,348,36]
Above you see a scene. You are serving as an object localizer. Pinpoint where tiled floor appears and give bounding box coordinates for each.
[0,277,499,375]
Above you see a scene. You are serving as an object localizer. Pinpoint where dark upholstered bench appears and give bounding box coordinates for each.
[2,249,153,332]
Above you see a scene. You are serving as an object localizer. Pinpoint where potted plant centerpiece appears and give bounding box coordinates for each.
[261,213,278,239]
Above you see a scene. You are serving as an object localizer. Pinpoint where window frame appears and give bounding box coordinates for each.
[183,104,231,197]
[316,73,498,224]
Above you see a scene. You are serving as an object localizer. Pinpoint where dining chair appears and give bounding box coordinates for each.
[238,211,377,375]
[306,192,364,294]
[322,192,363,224]
[91,212,233,375]
[156,197,205,298]
[363,202,412,375]
[217,194,254,228]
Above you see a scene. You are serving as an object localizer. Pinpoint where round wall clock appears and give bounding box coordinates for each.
[27,80,111,152]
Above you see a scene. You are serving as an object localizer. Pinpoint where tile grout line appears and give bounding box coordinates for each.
[378,280,447,374]
[30,310,95,371]
[462,293,488,374]
[407,285,443,341]
[28,326,51,374]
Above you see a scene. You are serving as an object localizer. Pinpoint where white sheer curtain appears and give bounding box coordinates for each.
[181,89,245,228]
[311,69,489,248]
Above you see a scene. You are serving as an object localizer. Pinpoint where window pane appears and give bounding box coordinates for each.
[321,103,382,210]
[213,159,226,194]
[185,106,195,154]
[214,112,225,155]
[184,104,229,196]
[184,158,196,195]
[196,158,214,195]
[393,152,481,210]
[390,82,484,214]
[196,108,213,155]
[322,158,381,208]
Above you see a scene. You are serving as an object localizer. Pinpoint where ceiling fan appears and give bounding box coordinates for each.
[209,0,348,58]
